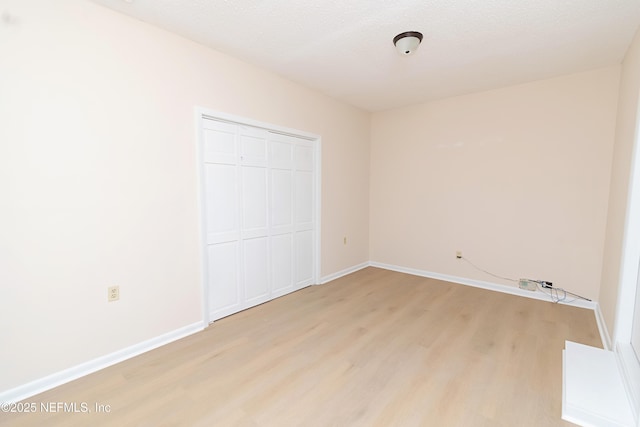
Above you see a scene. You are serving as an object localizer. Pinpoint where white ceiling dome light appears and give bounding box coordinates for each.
[393,31,423,56]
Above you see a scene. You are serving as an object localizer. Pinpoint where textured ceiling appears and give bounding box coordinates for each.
[91,0,640,112]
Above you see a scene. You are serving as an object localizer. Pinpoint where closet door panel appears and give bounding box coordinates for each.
[240,128,268,167]
[294,143,314,172]
[203,121,237,165]
[241,166,268,239]
[271,234,293,294]
[294,171,313,228]
[207,241,240,314]
[271,169,293,233]
[294,141,314,231]
[243,237,269,304]
[295,230,313,286]
[270,140,293,169]
[204,163,239,244]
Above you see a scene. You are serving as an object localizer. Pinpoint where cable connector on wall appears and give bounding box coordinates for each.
[518,279,537,292]
[459,254,590,303]
[527,279,553,288]
[518,278,553,291]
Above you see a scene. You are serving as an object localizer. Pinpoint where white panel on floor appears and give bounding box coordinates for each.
[563,341,634,427]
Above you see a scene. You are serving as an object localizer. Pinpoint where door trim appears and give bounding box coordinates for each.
[195,107,322,324]
[612,92,640,424]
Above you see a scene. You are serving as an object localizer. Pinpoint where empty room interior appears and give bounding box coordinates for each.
[3,0,640,426]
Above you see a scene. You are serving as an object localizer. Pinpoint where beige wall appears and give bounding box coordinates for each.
[1,0,632,398]
[0,0,370,392]
[370,67,620,299]
[599,28,640,339]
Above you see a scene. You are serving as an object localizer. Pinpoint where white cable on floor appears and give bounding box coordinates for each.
[460,255,588,304]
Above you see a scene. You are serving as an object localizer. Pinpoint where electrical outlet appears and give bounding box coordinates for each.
[456,251,462,259]
[108,286,120,302]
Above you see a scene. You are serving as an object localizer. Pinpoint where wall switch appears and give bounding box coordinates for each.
[456,251,462,259]
[108,286,120,302]
[343,236,347,245]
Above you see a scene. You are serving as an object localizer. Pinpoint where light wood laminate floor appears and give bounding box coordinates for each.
[0,267,601,426]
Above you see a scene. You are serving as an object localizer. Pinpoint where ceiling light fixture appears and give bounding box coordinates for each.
[393,31,423,56]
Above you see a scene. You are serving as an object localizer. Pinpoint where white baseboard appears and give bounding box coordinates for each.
[369,261,598,311]
[1,262,608,404]
[595,303,612,350]
[319,262,370,284]
[323,262,609,355]
[0,321,205,403]
[370,262,613,350]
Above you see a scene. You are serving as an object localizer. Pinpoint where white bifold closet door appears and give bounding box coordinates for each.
[202,118,315,321]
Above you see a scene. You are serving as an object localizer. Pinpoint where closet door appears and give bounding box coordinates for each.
[202,120,241,319]
[201,116,316,322]
[239,126,270,306]
[294,140,315,288]
[269,134,295,297]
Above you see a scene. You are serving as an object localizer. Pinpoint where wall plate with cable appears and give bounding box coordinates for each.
[518,279,537,292]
